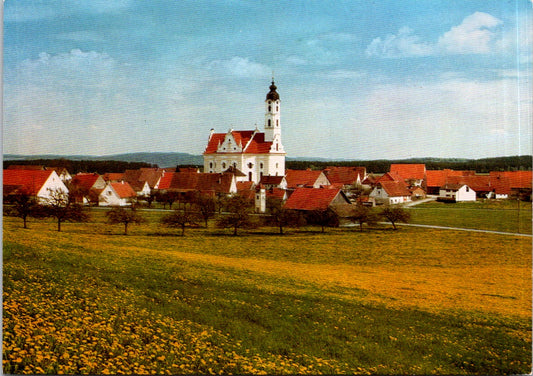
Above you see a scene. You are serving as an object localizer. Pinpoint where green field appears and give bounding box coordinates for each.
[3,208,531,375]
[408,200,532,234]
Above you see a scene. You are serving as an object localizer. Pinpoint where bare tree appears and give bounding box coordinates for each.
[193,193,217,228]
[349,205,379,232]
[106,207,146,235]
[380,206,411,230]
[161,210,200,236]
[265,198,302,234]
[216,195,257,236]
[304,208,339,233]
[43,188,90,232]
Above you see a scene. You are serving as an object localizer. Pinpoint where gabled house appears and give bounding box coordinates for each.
[99,182,137,206]
[167,171,238,197]
[284,187,350,211]
[3,169,69,203]
[70,173,106,204]
[375,171,405,185]
[489,171,532,199]
[439,184,476,202]
[322,166,366,188]
[258,175,287,190]
[285,169,330,189]
[390,164,426,188]
[369,181,412,205]
[426,169,476,195]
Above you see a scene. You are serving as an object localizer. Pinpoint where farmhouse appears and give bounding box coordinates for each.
[369,181,412,205]
[99,181,137,206]
[3,169,69,203]
[439,183,476,202]
[284,187,351,211]
[390,164,426,188]
[285,169,330,189]
[322,166,366,188]
[70,173,106,204]
[203,81,286,184]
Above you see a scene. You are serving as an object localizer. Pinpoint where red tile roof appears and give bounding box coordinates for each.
[236,181,255,191]
[285,169,329,189]
[284,188,345,211]
[168,172,235,194]
[259,175,284,185]
[204,130,274,155]
[3,170,54,195]
[71,173,101,191]
[489,171,532,189]
[103,173,124,182]
[323,166,366,185]
[110,182,137,199]
[426,169,477,187]
[157,172,174,190]
[377,181,412,197]
[390,164,426,180]
[266,188,287,200]
[376,171,405,184]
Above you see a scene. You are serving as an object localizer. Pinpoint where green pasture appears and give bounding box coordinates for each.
[408,200,532,234]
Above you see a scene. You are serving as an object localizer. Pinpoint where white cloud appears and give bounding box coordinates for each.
[55,31,107,43]
[367,12,504,58]
[208,57,271,78]
[437,12,502,54]
[366,26,434,58]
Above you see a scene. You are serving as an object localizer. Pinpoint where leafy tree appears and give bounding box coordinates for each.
[161,210,200,236]
[380,206,411,230]
[304,208,339,233]
[106,207,146,235]
[4,191,46,229]
[265,198,302,234]
[216,195,257,236]
[143,191,157,208]
[349,205,379,232]
[193,193,217,228]
[43,188,90,232]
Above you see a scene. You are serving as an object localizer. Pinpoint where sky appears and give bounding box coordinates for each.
[3,0,532,160]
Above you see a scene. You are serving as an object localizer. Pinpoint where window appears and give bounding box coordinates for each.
[209,162,213,168]
[248,162,253,169]
[276,106,279,111]
[222,162,226,169]
[268,106,271,112]
[248,172,252,181]
[276,120,279,127]
[260,162,263,169]
[268,119,271,127]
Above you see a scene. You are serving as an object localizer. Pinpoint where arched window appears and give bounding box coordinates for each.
[248,172,252,181]
[276,106,279,111]
[276,120,279,127]
[268,119,271,127]
[260,162,263,169]
[222,162,226,169]
[209,162,213,168]
[268,106,271,112]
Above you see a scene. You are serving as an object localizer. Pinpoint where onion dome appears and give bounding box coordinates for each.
[266,80,279,101]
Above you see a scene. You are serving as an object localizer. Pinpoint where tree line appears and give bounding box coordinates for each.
[287,155,532,173]
[3,159,156,175]
[5,190,410,236]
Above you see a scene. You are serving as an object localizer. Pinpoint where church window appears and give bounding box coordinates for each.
[233,162,237,168]
[268,106,271,112]
[268,119,271,127]
[276,143,279,151]
[260,163,263,169]
[276,120,279,127]
[260,172,263,179]
[247,162,254,169]
[248,172,252,181]
[222,162,226,169]
[209,162,213,168]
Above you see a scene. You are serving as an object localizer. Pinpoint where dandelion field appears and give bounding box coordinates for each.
[3,213,532,374]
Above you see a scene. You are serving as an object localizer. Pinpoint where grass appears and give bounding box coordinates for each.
[3,211,531,375]
[408,200,532,234]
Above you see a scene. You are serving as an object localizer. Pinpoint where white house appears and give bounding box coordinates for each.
[203,80,286,184]
[439,184,476,202]
[369,181,412,205]
[99,182,137,206]
[3,169,69,204]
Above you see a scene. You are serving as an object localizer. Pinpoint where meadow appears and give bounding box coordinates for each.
[3,209,532,374]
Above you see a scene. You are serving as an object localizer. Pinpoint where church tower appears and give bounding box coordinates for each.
[264,80,281,143]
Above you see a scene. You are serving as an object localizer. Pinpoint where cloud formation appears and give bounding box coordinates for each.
[366,12,503,58]
[208,57,271,78]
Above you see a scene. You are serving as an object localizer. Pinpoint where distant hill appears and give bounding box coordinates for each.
[4,152,203,168]
[3,153,531,174]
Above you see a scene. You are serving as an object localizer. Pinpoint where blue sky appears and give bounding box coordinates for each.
[3,1,532,159]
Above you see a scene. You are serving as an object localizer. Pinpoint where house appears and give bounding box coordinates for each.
[390,164,426,188]
[98,182,137,206]
[284,187,351,211]
[369,181,412,205]
[439,184,476,202]
[70,173,106,204]
[167,171,238,197]
[3,169,69,203]
[7,165,72,182]
[258,175,287,190]
[203,81,286,184]
[426,169,478,195]
[489,171,532,199]
[322,166,366,188]
[410,186,426,200]
[236,181,256,201]
[285,169,330,189]
[375,171,405,185]
[156,172,175,190]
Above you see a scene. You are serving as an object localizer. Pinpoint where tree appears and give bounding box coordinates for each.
[156,190,180,209]
[5,190,46,229]
[349,205,379,232]
[106,207,146,235]
[193,193,217,228]
[265,198,302,234]
[161,210,200,236]
[380,206,411,230]
[304,208,339,233]
[216,195,257,236]
[42,188,90,232]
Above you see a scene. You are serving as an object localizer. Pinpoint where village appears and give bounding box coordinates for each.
[3,80,532,225]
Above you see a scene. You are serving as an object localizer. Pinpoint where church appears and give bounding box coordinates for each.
[203,80,286,184]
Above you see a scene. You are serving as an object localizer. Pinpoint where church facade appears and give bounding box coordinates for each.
[203,81,286,184]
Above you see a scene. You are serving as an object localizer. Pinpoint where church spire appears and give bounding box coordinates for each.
[264,79,281,143]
